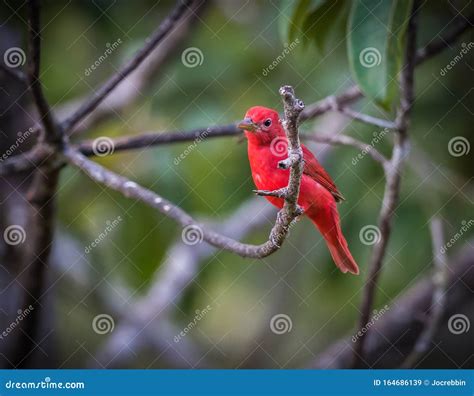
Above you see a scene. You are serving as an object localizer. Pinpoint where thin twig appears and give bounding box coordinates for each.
[76,124,239,156]
[305,133,389,171]
[26,0,59,142]
[333,105,396,130]
[60,0,194,133]
[352,1,419,368]
[57,0,206,135]
[64,85,305,259]
[400,217,448,368]
[415,12,474,65]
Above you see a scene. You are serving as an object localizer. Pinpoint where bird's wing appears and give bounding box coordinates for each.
[302,144,345,202]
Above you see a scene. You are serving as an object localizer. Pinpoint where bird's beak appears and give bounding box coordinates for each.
[237,117,257,132]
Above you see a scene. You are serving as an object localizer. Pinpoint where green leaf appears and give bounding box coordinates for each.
[302,0,349,52]
[347,0,413,110]
[279,0,321,45]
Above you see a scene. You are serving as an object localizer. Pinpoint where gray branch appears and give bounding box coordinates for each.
[60,0,195,133]
[400,217,449,368]
[63,85,305,259]
[310,241,474,368]
[352,1,419,368]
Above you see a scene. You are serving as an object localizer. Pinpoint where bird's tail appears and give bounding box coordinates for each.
[326,235,359,275]
[310,207,359,275]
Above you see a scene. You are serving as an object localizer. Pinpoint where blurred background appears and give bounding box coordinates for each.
[0,0,473,369]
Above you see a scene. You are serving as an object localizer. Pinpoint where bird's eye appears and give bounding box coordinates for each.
[263,118,272,127]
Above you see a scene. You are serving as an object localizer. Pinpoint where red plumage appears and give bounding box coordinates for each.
[239,106,359,275]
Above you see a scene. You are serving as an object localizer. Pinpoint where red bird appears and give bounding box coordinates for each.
[238,106,359,275]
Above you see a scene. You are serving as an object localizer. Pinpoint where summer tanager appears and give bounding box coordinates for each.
[238,106,359,275]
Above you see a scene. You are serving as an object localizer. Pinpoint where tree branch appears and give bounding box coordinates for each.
[63,85,305,259]
[0,14,471,176]
[76,124,239,156]
[305,132,390,171]
[56,0,206,135]
[415,12,474,65]
[352,1,419,368]
[26,0,59,142]
[9,0,62,368]
[310,240,474,368]
[400,217,449,368]
[60,0,194,133]
[332,105,396,130]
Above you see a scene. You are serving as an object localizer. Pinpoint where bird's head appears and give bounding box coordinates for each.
[237,106,284,145]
